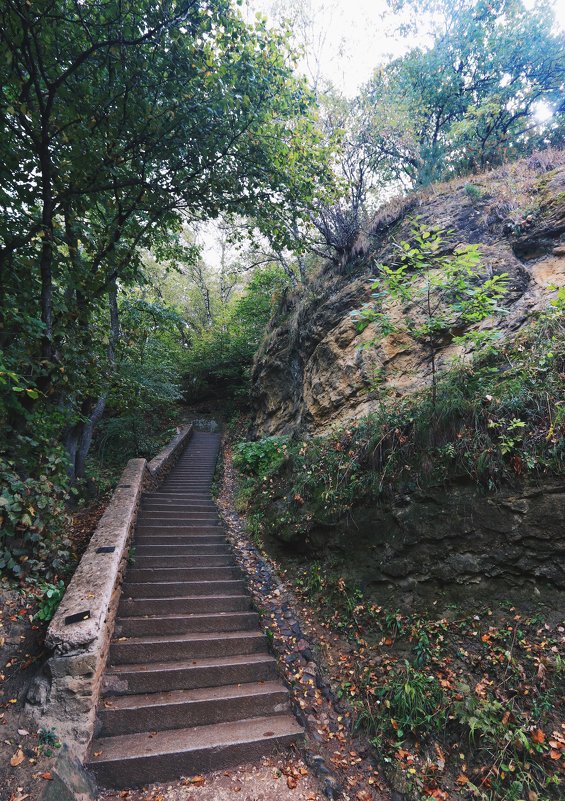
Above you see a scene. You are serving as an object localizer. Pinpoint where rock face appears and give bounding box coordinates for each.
[250,154,565,595]
[251,156,565,437]
[307,483,565,598]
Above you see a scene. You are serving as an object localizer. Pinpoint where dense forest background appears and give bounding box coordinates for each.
[0,0,563,583]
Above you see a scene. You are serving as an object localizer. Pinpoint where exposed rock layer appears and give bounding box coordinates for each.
[307,483,565,597]
[250,154,565,594]
[251,156,565,437]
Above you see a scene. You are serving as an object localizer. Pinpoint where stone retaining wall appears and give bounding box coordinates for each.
[147,424,193,484]
[25,425,193,759]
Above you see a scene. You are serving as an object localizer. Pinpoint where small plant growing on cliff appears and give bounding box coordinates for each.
[353,221,509,407]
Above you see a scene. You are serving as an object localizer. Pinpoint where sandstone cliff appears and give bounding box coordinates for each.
[251,153,565,437]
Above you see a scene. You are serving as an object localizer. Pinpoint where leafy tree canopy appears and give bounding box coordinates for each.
[360,0,564,186]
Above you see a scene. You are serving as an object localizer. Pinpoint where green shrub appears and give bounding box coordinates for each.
[0,440,72,581]
[379,661,446,737]
[34,580,66,622]
[233,436,290,478]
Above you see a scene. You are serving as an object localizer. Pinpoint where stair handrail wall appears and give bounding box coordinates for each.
[24,424,193,760]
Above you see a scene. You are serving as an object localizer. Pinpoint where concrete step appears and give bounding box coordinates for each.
[121,579,246,598]
[135,527,225,536]
[136,525,224,535]
[102,653,278,696]
[125,566,241,583]
[88,714,303,788]
[142,498,215,505]
[137,509,220,526]
[118,594,252,617]
[165,479,213,483]
[133,537,228,548]
[139,508,219,516]
[166,471,215,477]
[97,681,289,737]
[110,630,267,664]
[134,543,231,555]
[161,480,213,485]
[114,610,259,637]
[143,490,215,496]
[134,533,226,544]
[132,554,233,567]
[145,493,214,500]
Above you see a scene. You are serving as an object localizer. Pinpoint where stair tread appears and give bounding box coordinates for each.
[112,629,263,646]
[107,652,276,675]
[120,593,249,603]
[117,611,255,622]
[89,715,302,763]
[100,681,286,711]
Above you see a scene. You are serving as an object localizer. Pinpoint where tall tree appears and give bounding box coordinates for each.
[0,0,334,479]
[362,0,565,185]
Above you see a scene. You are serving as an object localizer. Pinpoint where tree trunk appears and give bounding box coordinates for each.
[63,276,120,481]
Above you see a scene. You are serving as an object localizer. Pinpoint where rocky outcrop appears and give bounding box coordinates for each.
[251,155,565,437]
[306,482,565,600]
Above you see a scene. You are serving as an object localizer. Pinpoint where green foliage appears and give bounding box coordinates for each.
[378,661,446,738]
[361,0,564,186]
[0,0,334,580]
[34,580,66,622]
[290,565,564,801]
[38,727,61,756]
[353,221,509,405]
[0,440,72,581]
[464,183,486,201]
[233,436,290,478]
[95,295,185,466]
[184,266,291,401]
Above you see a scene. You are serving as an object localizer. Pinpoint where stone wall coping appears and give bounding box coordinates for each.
[147,423,193,480]
[46,458,147,654]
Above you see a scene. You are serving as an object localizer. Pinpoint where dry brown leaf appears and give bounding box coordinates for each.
[10,748,24,767]
[549,749,562,760]
[531,729,545,744]
[286,776,297,789]
[41,772,52,780]
[456,773,469,785]
[189,775,205,785]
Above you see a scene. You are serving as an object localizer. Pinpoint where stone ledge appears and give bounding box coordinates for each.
[147,423,193,483]
[46,458,147,653]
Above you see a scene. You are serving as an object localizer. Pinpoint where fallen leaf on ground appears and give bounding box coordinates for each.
[531,729,545,744]
[287,776,297,789]
[41,772,53,780]
[10,748,25,767]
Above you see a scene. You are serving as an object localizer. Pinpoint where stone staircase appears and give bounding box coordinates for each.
[88,431,302,788]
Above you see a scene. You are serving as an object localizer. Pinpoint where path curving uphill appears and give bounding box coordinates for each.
[88,431,302,788]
